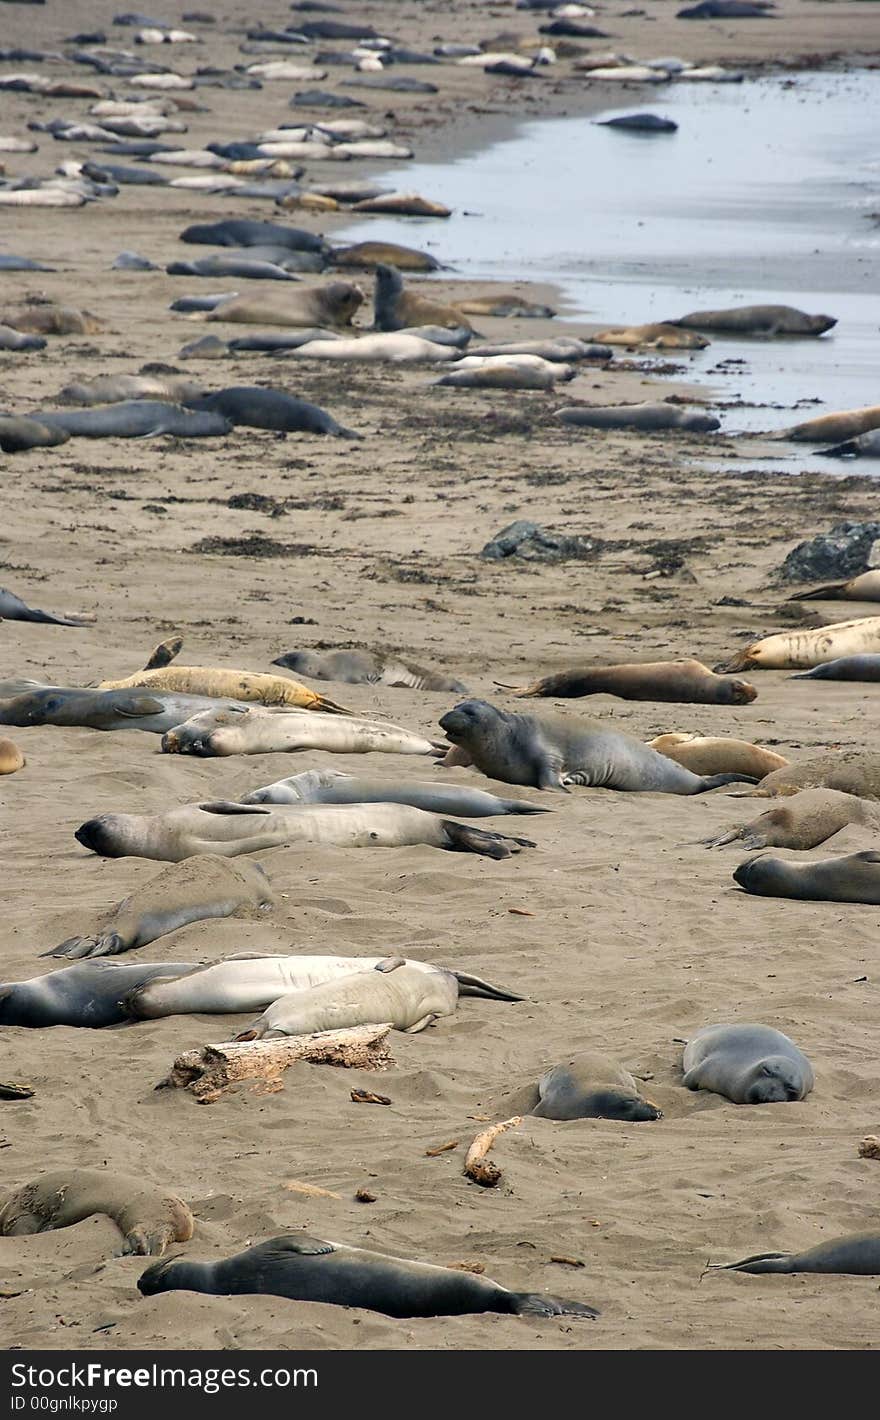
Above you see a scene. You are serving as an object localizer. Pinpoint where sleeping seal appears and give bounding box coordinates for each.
[239,768,548,816]
[0,738,25,774]
[138,1233,599,1319]
[0,417,70,453]
[787,570,880,604]
[717,616,880,672]
[556,402,719,433]
[235,960,461,1038]
[649,735,787,779]
[47,856,273,959]
[0,688,253,734]
[0,960,193,1028]
[733,850,880,903]
[510,660,755,705]
[30,401,231,439]
[509,1052,662,1122]
[437,700,755,794]
[272,647,466,692]
[709,1234,880,1277]
[0,587,91,626]
[74,800,536,862]
[753,751,880,800]
[702,789,880,851]
[668,304,835,336]
[791,654,880,681]
[183,386,360,439]
[682,1024,814,1103]
[161,705,441,757]
[0,1169,193,1257]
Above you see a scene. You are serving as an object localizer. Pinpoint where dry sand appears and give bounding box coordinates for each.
[2,0,880,1352]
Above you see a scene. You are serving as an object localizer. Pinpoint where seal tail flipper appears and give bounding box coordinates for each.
[708,1252,792,1274]
[404,1012,439,1033]
[331,425,363,441]
[698,826,766,849]
[694,773,759,793]
[42,931,123,959]
[713,654,754,673]
[142,635,184,670]
[499,799,552,815]
[786,583,846,600]
[312,694,355,715]
[816,440,857,458]
[440,820,536,859]
[450,970,525,1002]
[510,1293,599,1319]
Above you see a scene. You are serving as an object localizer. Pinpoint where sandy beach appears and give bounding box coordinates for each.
[2,0,880,1352]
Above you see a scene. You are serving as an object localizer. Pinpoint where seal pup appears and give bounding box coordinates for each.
[56,374,203,405]
[509,660,755,705]
[0,688,253,734]
[204,283,363,328]
[650,735,787,779]
[236,960,462,1038]
[682,1024,813,1104]
[138,1234,598,1319]
[702,789,880,851]
[47,857,273,959]
[0,738,24,774]
[592,323,708,350]
[709,1234,880,1277]
[0,417,70,454]
[556,402,720,433]
[780,405,880,443]
[99,656,348,712]
[717,617,880,672]
[31,402,231,439]
[272,647,466,692]
[733,850,880,903]
[161,705,442,757]
[753,751,880,800]
[240,768,547,816]
[0,587,91,626]
[508,1053,662,1122]
[787,571,880,603]
[373,264,470,333]
[820,429,880,459]
[0,960,194,1028]
[184,386,360,438]
[75,801,535,863]
[668,304,835,336]
[0,1170,193,1257]
[124,955,522,1020]
[437,700,754,794]
[791,654,880,681]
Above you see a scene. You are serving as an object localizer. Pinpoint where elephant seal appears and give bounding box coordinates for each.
[754,751,880,800]
[47,856,273,960]
[437,700,753,794]
[0,305,104,336]
[433,362,566,390]
[240,768,548,816]
[349,194,450,218]
[205,283,363,328]
[650,735,787,779]
[0,960,193,1028]
[99,658,347,712]
[710,1234,880,1277]
[668,305,835,336]
[56,374,203,406]
[126,954,521,1020]
[287,332,458,363]
[0,587,91,626]
[791,654,880,681]
[788,571,880,604]
[0,1170,193,1257]
[184,386,359,438]
[820,429,880,459]
[0,738,24,774]
[678,1,776,15]
[161,705,441,757]
[31,402,231,439]
[0,324,47,352]
[509,1053,662,1122]
[167,256,300,282]
[0,417,70,453]
[74,801,535,862]
[592,323,708,350]
[718,617,880,672]
[702,789,880,851]
[733,849,880,903]
[138,1234,599,1319]
[373,265,470,333]
[457,294,555,319]
[272,647,466,692]
[227,328,341,352]
[236,960,462,1039]
[780,405,880,443]
[510,660,755,705]
[466,339,609,362]
[682,1024,813,1104]
[331,241,440,272]
[597,113,677,133]
[556,402,720,433]
[0,688,253,734]
[179,219,325,252]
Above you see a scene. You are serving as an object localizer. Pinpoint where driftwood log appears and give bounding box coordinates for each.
[158,1024,394,1103]
[464,1115,523,1188]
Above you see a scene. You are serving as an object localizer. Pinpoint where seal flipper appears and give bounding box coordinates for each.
[440,821,536,859]
[710,1252,792,1274]
[693,773,759,793]
[143,635,184,670]
[114,694,171,719]
[197,802,273,816]
[509,1293,599,1319]
[43,931,125,960]
[450,970,524,1002]
[263,1234,335,1257]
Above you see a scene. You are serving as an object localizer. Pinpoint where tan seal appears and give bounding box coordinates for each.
[779,405,880,443]
[753,751,880,800]
[593,322,709,350]
[511,659,755,705]
[0,738,25,774]
[373,264,470,332]
[205,282,363,328]
[702,788,880,850]
[99,638,349,712]
[0,1169,193,1256]
[717,616,880,672]
[788,570,880,603]
[649,735,787,778]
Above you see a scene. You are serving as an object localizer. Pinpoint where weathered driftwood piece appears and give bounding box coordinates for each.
[858,1135,880,1160]
[463,1115,523,1188]
[158,1024,394,1102]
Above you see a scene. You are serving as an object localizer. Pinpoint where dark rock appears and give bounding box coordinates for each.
[481,520,605,562]
[777,521,880,583]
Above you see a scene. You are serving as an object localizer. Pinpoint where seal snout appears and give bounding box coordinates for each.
[137,1258,174,1296]
[75,815,124,858]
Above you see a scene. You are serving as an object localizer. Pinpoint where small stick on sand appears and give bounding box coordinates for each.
[157,1025,394,1103]
[425,1139,459,1157]
[464,1115,523,1188]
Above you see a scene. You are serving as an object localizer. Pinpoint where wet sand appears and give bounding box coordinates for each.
[2,0,880,1353]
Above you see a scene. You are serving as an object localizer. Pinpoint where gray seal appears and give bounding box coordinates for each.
[31,401,231,438]
[733,849,880,903]
[0,960,193,1028]
[709,1234,880,1276]
[682,1023,814,1103]
[239,767,548,816]
[668,303,835,336]
[0,588,89,626]
[179,219,325,253]
[0,417,70,453]
[556,402,720,433]
[438,700,755,794]
[166,256,300,282]
[184,386,360,438]
[138,1234,599,1319]
[272,647,465,691]
[0,325,47,352]
[0,688,252,734]
[791,655,880,681]
[510,1052,662,1122]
